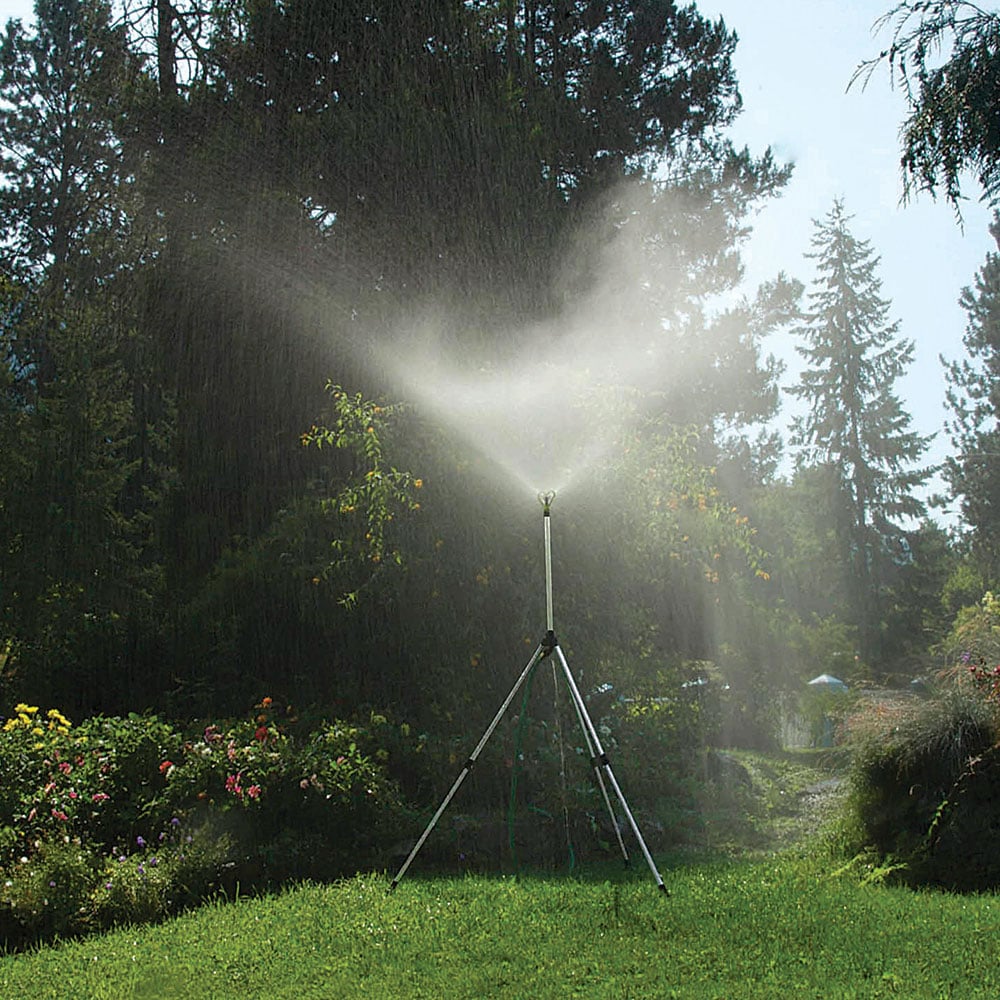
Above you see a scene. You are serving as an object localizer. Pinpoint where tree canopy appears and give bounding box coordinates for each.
[857,1,1000,212]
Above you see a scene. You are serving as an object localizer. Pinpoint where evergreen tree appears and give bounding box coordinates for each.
[0,0,131,289]
[943,213,1000,579]
[788,199,932,666]
[0,1,171,713]
[857,1,1000,212]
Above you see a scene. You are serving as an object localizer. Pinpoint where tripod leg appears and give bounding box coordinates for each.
[554,645,668,894]
[388,643,547,892]
[564,672,630,866]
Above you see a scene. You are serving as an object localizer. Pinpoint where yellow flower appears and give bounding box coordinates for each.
[414,479,423,489]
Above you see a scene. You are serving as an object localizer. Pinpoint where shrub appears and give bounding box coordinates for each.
[935,590,1000,670]
[0,699,420,949]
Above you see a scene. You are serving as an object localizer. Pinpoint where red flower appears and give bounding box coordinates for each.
[261,696,273,708]
[159,760,173,774]
[254,725,269,743]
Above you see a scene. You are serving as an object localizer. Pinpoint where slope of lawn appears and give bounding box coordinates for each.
[2,857,998,999]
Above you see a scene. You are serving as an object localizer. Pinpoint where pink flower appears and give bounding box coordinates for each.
[50,809,68,822]
[247,785,261,799]
[91,792,109,802]
[58,761,72,775]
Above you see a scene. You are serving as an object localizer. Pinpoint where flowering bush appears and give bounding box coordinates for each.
[0,699,419,949]
[965,658,1000,701]
[938,592,1000,689]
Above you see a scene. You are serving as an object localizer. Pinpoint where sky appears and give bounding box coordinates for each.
[2,0,995,522]
[697,0,997,524]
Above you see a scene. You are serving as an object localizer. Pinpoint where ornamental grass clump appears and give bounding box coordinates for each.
[843,600,1000,890]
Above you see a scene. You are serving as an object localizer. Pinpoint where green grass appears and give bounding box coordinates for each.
[2,855,998,999]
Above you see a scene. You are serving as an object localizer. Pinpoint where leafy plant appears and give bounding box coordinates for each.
[0,699,420,949]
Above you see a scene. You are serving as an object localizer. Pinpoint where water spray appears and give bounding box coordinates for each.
[388,492,667,894]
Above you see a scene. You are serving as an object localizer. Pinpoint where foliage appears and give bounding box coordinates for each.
[856,1,1000,211]
[878,520,961,675]
[943,214,1000,578]
[161,383,421,715]
[0,0,804,722]
[935,589,1000,669]
[0,0,132,285]
[0,700,418,949]
[300,382,423,604]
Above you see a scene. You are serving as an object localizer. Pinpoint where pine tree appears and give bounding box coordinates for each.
[788,199,932,665]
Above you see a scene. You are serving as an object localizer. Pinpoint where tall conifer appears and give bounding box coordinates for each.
[789,199,932,664]
[943,214,1000,577]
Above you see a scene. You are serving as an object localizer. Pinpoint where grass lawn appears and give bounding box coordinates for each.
[2,854,998,999]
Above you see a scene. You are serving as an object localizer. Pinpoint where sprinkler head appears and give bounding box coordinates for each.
[538,490,556,512]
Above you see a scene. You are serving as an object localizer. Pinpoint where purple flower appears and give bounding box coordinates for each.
[137,863,145,875]
[170,817,180,827]
[48,880,56,888]
[150,857,158,867]
[136,835,146,848]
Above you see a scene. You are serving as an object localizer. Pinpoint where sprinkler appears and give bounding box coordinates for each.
[388,493,667,894]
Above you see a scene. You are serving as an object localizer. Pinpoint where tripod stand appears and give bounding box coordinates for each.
[389,492,667,893]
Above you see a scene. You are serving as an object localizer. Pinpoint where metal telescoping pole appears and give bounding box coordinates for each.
[541,491,555,639]
[540,491,664,892]
[564,678,630,865]
[555,645,668,893]
[388,642,548,892]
